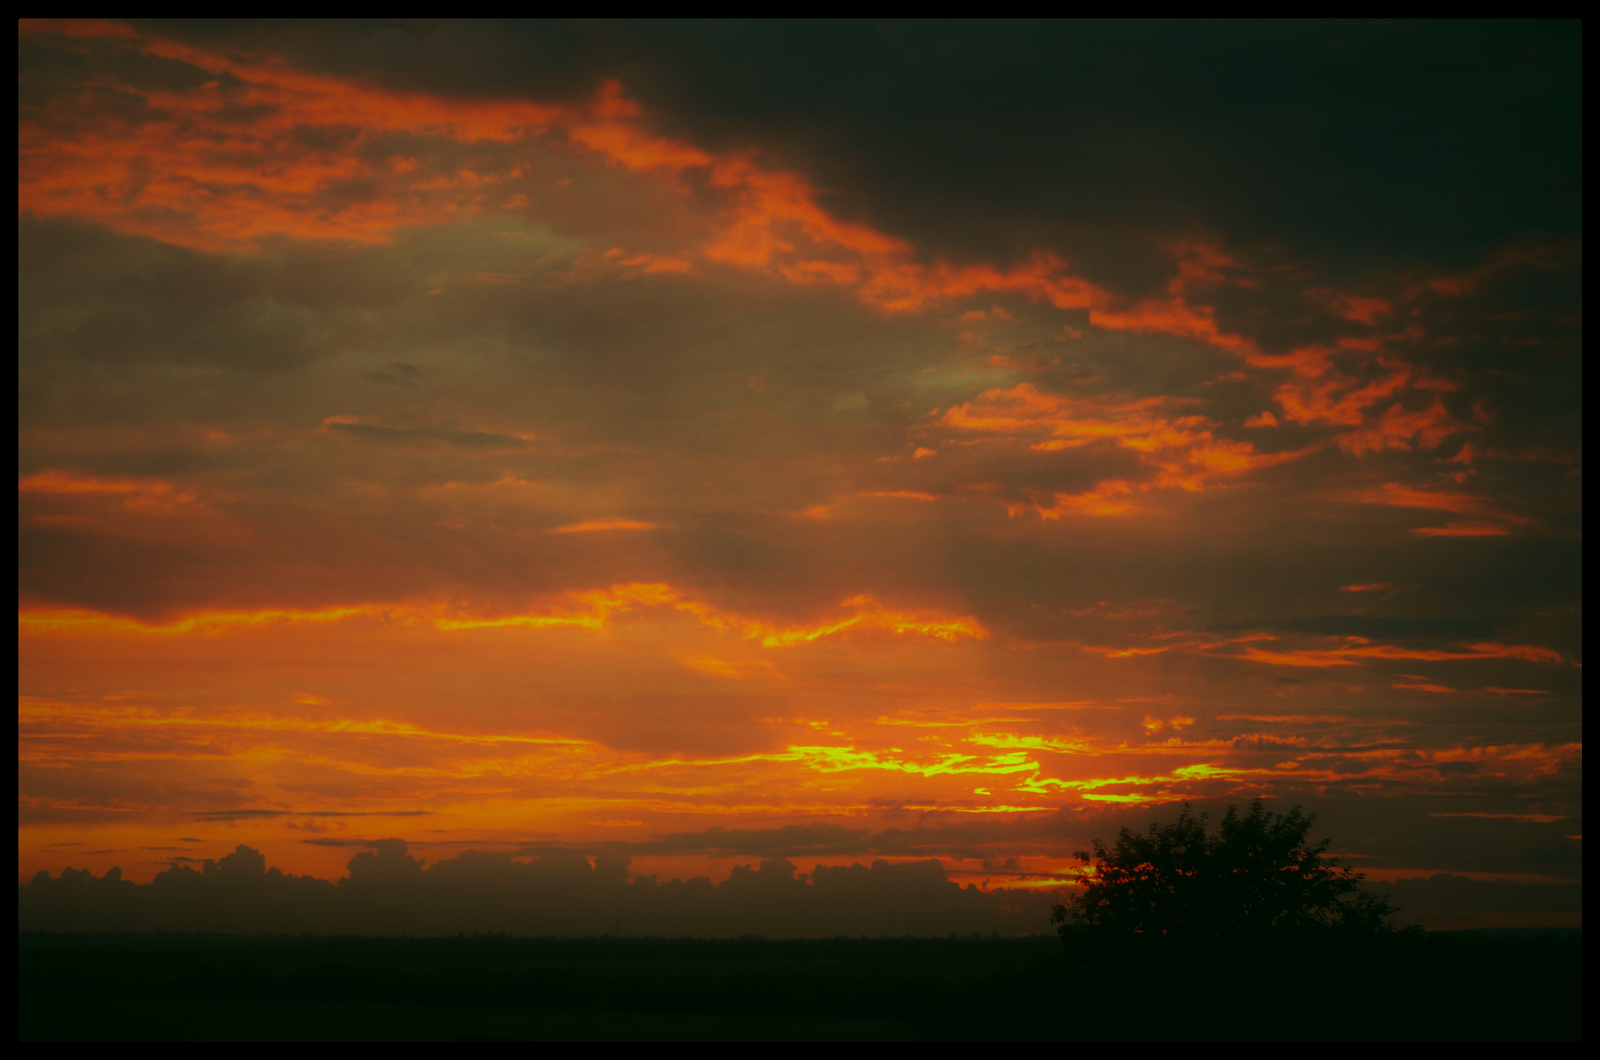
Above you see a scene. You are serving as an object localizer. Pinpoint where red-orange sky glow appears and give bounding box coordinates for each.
[18,20,1581,929]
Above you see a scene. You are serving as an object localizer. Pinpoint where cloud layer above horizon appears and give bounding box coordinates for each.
[18,19,1581,929]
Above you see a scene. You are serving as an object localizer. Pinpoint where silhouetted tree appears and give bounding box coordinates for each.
[1052,801,1396,943]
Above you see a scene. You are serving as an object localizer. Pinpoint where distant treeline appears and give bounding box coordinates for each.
[18,929,1582,1041]
[20,841,1057,938]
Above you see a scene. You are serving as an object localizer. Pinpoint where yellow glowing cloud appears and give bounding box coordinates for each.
[17,605,388,636]
[617,745,1039,779]
[19,584,987,649]
[1017,762,1275,798]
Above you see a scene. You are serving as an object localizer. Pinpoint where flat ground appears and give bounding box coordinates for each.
[18,930,1582,1041]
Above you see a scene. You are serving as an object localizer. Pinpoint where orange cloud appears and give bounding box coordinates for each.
[18,585,988,650]
[1089,300,1257,358]
[1361,483,1489,515]
[1071,628,1565,672]
[1246,344,1338,378]
[19,24,571,250]
[1337,401,1463,455]
[18,15,1495,500]
[18,21,1120,326]
[1358,482,1529,536]
[793,491,943,520]
[19,470,198,510]
[1412,523,1511,538]
[1085,643,1175,659]
[601,248,696,275]
[1275,363,1411,428]
[1458,643,1565,664]
[24,15,1449,394]
[1307,287,1392,325]
[862,491,940,502]
[938,383,1305,516]
[1237,641,1562,667]
[18,697,595,751]
[1251,335,1470,461]
[1087,242,1260,358]
[1024,481,1140,518]
[551,518,661,534]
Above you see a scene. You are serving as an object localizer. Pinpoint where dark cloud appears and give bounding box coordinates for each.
[547,803,1584,892]
[1212,615,1504,640]
[326,422,531,449]
[22,830,1579,937]
[1371,873,1583,928]
[18,218,326,374]
[20,843,1057,938]
[125,20,1581,283]
[605,823,875,857]
[365,362,420,387]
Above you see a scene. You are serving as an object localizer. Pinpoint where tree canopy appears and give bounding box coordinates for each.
[1053,801,1396,943]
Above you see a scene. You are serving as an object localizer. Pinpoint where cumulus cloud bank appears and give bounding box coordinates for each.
[20,843,1058,938]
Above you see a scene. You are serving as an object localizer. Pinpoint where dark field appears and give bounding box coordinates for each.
[17,929,1581,1041]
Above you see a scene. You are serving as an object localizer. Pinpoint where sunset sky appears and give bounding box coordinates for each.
[18,20,1581,925]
